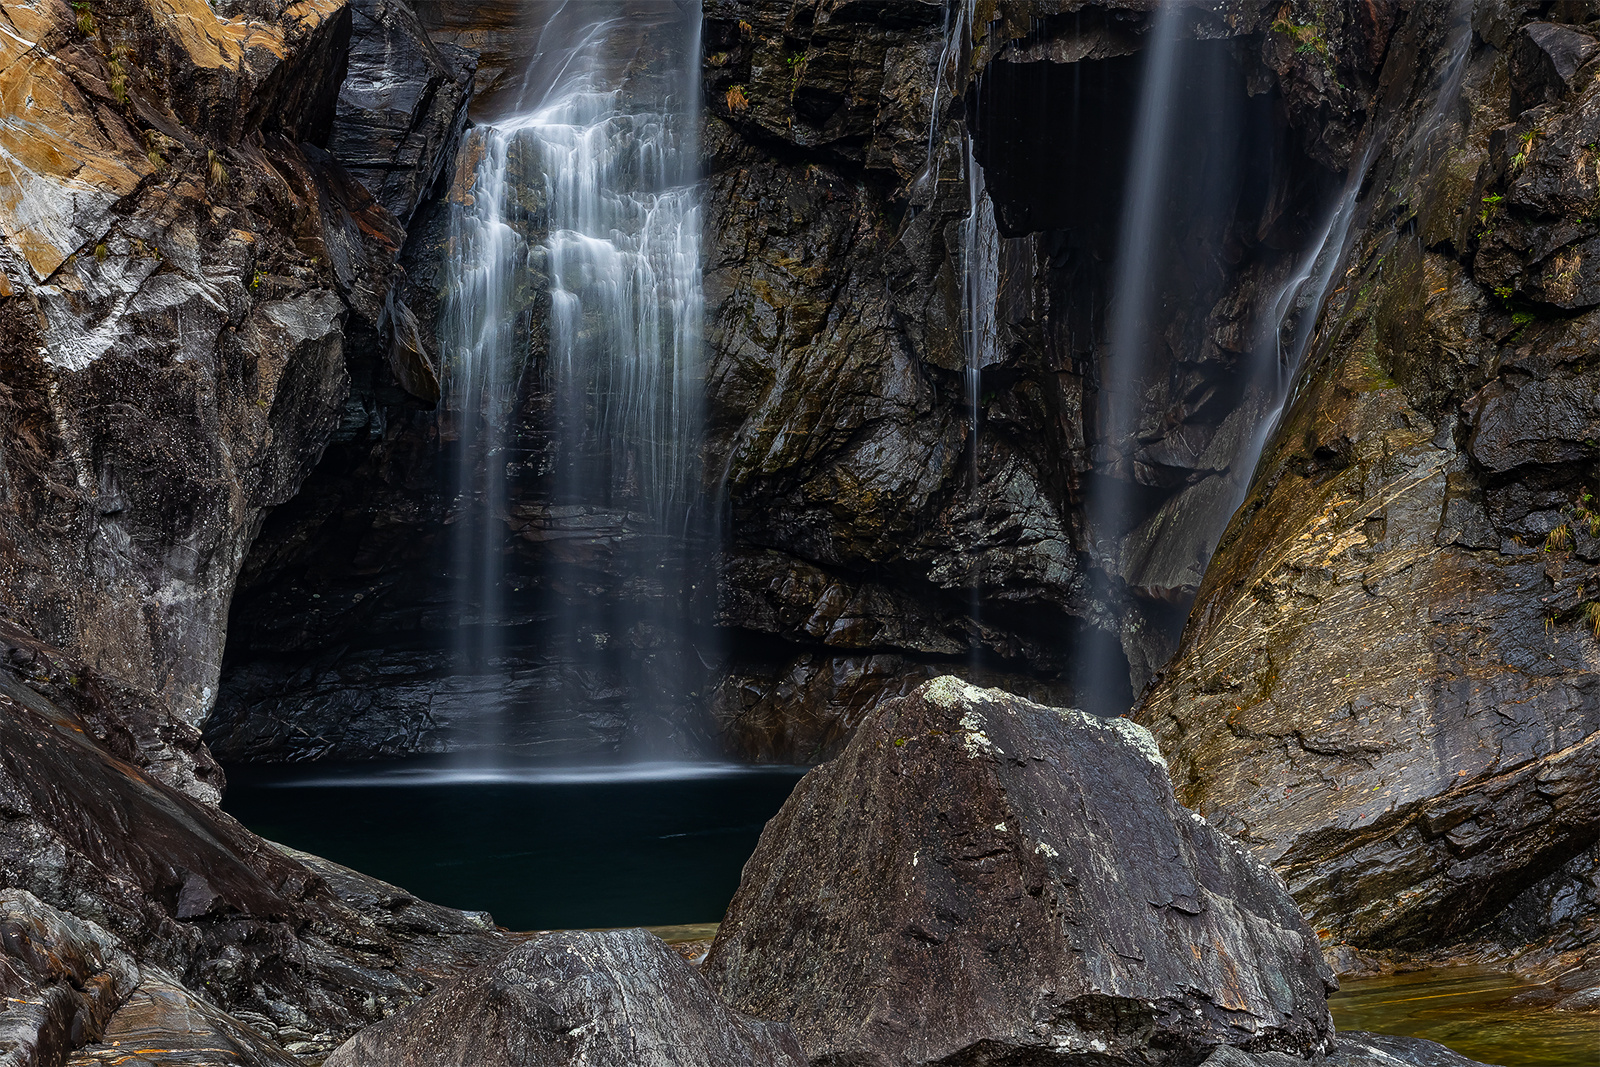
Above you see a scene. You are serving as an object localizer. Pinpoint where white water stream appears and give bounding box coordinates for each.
[439,2,705,757]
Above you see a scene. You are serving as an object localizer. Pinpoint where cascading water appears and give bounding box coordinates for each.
[924,0,1001,665]
[440,2,707,762]
[1081,1,1472,712]
[1227,2,1473,515]
[1088,3,1184,571]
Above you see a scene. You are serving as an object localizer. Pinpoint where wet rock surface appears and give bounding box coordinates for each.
[1137,1,1600,979]
[0,629,507,1062]
[0,889,139,1067]
[0,0,408,762]
[705,677,1335,1066]
[323,928,807,1067]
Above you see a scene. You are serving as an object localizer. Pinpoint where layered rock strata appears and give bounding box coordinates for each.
[1137,3,1600,983]
[705,677,1336,1066]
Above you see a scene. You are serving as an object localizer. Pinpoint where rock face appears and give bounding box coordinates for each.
[323,929,807,1067]
[207,0,1409,763]
[1137,2,1600,975]
[329,0,474,228]
[0,637,507,1062]
[704,678,1335,1066]
[0,0,414,771]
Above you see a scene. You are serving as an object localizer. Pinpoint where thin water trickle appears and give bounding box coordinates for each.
[1079,3,1186,707]
[922,0,1001,666]
[439,2,707,761]
[1223,0,1472,520]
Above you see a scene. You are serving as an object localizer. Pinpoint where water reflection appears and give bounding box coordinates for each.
[1330,968,1599,1067]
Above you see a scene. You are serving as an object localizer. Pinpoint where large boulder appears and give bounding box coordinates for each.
[703,677,1336,1067]
[322,929,807,1067]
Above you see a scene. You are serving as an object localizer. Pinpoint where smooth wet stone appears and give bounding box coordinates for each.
[322,929,806,1067]
[704,677,1336,1067]
[0,889,138,1067]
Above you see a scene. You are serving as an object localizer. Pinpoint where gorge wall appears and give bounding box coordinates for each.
[0,0,1595,1030]
[204,0,1391,764]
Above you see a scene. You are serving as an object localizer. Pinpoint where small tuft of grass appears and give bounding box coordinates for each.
[725,85,749,113]
[1546,523,1573,551]
[207,148,228,187]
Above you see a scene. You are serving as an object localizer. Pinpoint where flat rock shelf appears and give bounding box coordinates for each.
[222,760,806,931]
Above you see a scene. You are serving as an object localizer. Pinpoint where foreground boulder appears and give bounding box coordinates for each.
[323,929,806,1067]
[704,677,1336,1066]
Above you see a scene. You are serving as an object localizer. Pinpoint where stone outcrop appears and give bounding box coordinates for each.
[329,0,474,228]
[1137,2,1600,978]
[705,678,1335,1066]
[0,637,508,1063]
[323,929,807,1067]
[0,0,417,775]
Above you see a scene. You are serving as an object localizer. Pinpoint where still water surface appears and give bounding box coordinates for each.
[1330,967,1599,1067]
[223,760,806,931]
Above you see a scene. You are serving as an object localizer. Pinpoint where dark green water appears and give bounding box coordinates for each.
[1330,968,1600,1067]
[223,760,806,931]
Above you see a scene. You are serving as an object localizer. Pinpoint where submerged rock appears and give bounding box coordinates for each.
[704,677,1335,1066]
[1202,1032,1497,1067]
[323,929,806,1067]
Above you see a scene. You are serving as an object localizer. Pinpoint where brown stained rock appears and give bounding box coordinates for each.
[1138,0,1600,976]
[323,929,807,1067]
[705,677,1335,1067]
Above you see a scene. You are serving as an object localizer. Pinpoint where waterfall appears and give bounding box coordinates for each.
[1227,2,1473,513]
[439,2,706,760]
[960,134,1000,664]
[1078,3,1186,710]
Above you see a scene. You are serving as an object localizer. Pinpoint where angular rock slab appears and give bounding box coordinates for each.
[704,677,1336,1066]
[322,929,806,1067]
